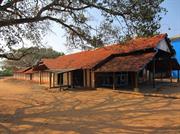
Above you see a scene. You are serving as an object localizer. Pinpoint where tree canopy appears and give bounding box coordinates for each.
[0,0,166,60]
[3,47,64,69]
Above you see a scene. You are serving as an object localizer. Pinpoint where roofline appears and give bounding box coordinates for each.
[45,68,77,73]
[14,67,32,73]
[50,34,168,61]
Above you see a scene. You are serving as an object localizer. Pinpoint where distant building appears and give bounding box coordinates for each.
[171,35,180,78]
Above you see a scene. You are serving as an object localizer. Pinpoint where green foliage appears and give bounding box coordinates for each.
[0,68,13,76]
[0,0,166,56]
[126,0,167,37]
[3,47,64,69]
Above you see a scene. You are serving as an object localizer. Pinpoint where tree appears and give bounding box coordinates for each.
[0,0,166,60]
[3,47,64,69]
[0,68,13,76]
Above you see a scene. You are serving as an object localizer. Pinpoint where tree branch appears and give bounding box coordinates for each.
[0,0,23,11]
[79,0,126,16]
[0,17,43,27]
[0,47,33,60]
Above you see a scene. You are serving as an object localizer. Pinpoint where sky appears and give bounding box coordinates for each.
[44,0,180,54]
[160,0,180,37]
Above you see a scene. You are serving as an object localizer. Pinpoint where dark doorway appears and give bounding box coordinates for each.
[57,73,63,85]
[116,72,129,87]
[30,74,32,80]
[72,69,84,87]
[95,72,129,88]
[96,72,113,87]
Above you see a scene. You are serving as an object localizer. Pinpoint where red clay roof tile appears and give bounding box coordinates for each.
[42,34,167,70]
[24,68,35,74]
[15,67,32,73]
[95,52,156,72]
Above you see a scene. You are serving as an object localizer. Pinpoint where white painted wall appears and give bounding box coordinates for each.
[156,39,170,52]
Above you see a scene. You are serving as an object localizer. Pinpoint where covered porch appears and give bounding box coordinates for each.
[94,52,180,91]
[47,69,96,90]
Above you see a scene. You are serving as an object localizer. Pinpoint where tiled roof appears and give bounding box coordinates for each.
[15,64,47,74]
[24,64,48,74]
[24,68,35,74]
[42,34,167,70]
[95,52,156,72]
[15,67,32,73]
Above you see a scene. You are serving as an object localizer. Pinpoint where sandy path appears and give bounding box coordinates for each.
[0,78,180,134]
[0,78,31,96]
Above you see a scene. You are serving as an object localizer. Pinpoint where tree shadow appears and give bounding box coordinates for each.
[0,91,180,134]
[139,80,180,95]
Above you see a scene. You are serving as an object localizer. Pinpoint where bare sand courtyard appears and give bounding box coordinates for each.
[0,77,180,134]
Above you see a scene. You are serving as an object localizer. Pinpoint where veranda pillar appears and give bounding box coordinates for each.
[178,70,180,83]
[113,72,116,90]
[152,59,156,88]
[49,72,52,89]
[134,72,139,92]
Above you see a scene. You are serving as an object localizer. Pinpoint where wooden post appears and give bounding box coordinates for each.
[131,72,134,89]
[149,71,151,83]
[145,69,147,82]
[152,59,156,88]
[134,72,139,92]
[60,73,62,85]
[53,73,55,87]
[170,60,173,83]
[113,72,116,90]
[49,72,52,89]
[161,71,163,82]
[59,73,62,91]
[67,72,69,87]
[85,70,87,87]
[39,71,42,84]
[89,70,92,88]
[90,70,95,88]
[71,71,74,88]
[83,69,86,88]
[178,70,180,83]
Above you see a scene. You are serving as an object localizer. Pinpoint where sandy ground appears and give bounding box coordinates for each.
[0,78,180,134]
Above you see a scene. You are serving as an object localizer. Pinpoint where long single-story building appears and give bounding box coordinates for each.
[14,34,180,91]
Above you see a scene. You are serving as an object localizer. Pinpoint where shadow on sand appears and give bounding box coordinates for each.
[0,91,180,134]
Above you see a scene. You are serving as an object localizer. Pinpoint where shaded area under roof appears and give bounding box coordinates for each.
[95,52,156,72]
[152,58,180,72]
[170,59,180,70]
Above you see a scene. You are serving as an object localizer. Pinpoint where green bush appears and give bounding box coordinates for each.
[0,68,13,76]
